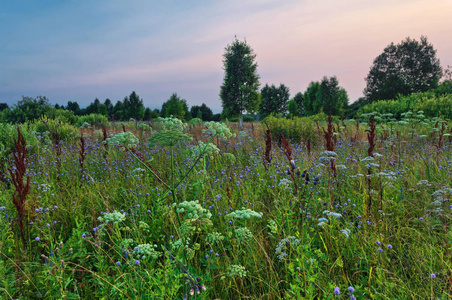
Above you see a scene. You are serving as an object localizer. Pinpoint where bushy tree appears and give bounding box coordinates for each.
[104,98,114,120]
[143,108,159,120]
[259,84,290,118]
[66,101,81,115]
[113,100,124,121]
[190,103,213,121]
[364,36,442,102]
[220,37,260,127]
[123,91,145,120]
[301,77,348,116]
[161,93,190,121]
[302,82,320,116]
[3,96,52,123]
[0,103,9,111]
[315,76,349,116]
[287,100,299,118]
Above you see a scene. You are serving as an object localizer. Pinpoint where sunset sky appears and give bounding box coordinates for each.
[1,0,451,112]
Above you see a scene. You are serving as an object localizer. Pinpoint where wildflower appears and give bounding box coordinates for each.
[388,244,393,249]
[116,261,121,266]
[378,248,383,253]
[135,260,140,265]
[431,273,436,278]
[35,237,40,241]
[334,286,340,295]
[348,286,355,293]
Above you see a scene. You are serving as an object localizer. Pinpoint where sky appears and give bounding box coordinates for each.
[1,0,452,113]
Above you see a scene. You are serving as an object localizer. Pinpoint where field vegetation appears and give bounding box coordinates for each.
[0,111,451,299]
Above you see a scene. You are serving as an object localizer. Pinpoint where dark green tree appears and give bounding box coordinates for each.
[66,101,81,115]
[220,37,260,127]
[104,98,114,119]
[345,97,368,118]
[303,82,320,115]
[258,84,290,118]
[4,96,52,123]
[364,36,442,102]
[85,98,101,115]
[314,76,348,116]
[161,93,190,121]
[123,91,145,120]
[190,103,213,121]
[0,103,8,111]
[113,100,124,121]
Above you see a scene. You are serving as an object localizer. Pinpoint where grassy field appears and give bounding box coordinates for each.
[0,116,451,299]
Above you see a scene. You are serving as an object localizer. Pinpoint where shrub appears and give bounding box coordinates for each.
[75,113,109,128]
[263,115,320,145]
[32,116,79,142]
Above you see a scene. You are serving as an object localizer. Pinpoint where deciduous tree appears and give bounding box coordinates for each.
[364,36,442,102]
[220,37,260,127]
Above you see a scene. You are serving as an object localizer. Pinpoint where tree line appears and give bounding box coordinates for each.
[0,92,220,124]
[220,36,448,123]
[1,36,450,124]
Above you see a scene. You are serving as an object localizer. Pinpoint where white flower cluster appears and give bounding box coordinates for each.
[174,200,212,220]
[98,210,126,224]
[207,231,224,245]
[134,243,162,260]
[234,227,253,244]
[275,236,301,260]
[225,208,262,221]
[203,121,235,139]
[279,178,293,192]
[227,264,247,278]
[105,132,138,149]
[323,210,342,219]
[190,141,220,159]
[156,116,186,131]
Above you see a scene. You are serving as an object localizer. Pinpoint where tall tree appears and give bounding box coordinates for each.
[315,76,348,116]
[220,37,260,127]
[4,96,52,123]
[161,93,190,121]
[190,103,213,121]
[258,84,290,118]
[0,103,9,111]
[113,100,124,121]
[104,98,114,119]
[123,91,145,120]
[303,82,320,116]
[66,101,81,115]
[287,92,304,117]
[364,36,442,102]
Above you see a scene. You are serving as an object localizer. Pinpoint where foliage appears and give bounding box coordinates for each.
[0,103,9,111]
[32,116,79,142]
[161,93,190,121]
[1,115,452,299]
[358,91,452,119]
[220,37,260,123]
[75,113,109,128]
[315,76,349,116]
[190,103,213,121]
[364,36,442,102]
[259,83,290,118]
[287,92,304,117]
[263,114,319,144]
[1,96,52,123]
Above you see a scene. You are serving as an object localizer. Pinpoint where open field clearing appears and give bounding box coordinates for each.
[0,116,451,299]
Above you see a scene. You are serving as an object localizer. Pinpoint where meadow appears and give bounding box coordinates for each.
[0,114,451,299]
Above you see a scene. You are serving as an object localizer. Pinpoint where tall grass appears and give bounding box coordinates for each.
[0,116,451,299]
